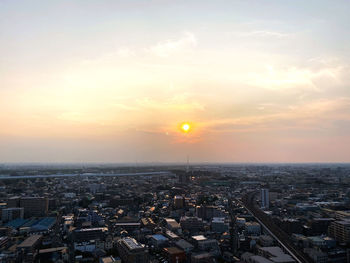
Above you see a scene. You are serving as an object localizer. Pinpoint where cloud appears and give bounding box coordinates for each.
[232,30,290,39]
[117,48,135,58]
[135,94,204,112]
[148,32,197,57]
[201,98,350,133]
[112,103,138,111]
[245,64,341,91]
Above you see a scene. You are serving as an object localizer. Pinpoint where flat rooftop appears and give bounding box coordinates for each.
[122,237,144,250]
[17,235,42,248]
[39,247,67,254]
[75,227,107,232]
[152,234,168,241]
[192,235,207,241]
[164,247,184,255]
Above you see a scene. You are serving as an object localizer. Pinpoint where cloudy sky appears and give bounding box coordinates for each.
[1,0,350,163]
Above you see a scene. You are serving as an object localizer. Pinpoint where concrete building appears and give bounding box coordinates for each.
[304,248,327,263]
[249,255,274,263]
[163,247,186,263]
[211,217,229,233]
[191,235,220,256]
[1,207,24,222]
[258,235,274,247]
[6,196,20,208]
[179,216,204,232]
[20,197,48,218]
[73,227,108,242]
[117,237,148,263]
[174,196,184,209]
[328,220,350,243]
[245,222,261,235]
[236,217,247,227]
[175,239,194,254]
[150,234,168,249]
[258,247,295,263]
[164,230,180,241]
[38,247,69,262]
[16,235,42,262]
[191,252,213,263]
[99,256,121,263]
[196,205,226,220]
[74,241,96,252]
[261,189,269,209]
[164,218,181,232]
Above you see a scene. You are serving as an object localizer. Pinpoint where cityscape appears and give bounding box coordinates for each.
[0,163,349,262]
[1,0,350,262]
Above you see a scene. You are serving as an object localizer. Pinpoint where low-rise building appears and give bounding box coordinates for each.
[117,237,148,263]
[163,247,186,263]
[245,222,261,235]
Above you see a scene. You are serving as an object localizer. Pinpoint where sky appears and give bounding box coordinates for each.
[1,0,350,163]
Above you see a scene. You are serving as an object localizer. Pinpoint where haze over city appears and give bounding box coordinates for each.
[1,0,350,163]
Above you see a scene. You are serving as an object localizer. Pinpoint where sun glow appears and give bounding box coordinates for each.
[181,123,191,133]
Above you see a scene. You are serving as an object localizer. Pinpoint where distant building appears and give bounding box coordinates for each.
[175,239,194,254]
[16,235,42,262]
[245,222,261,235]
[0,236,9,249]
[198,239,220,256]
[174,196,184,209]
[73,227,107,242]
[150,234,169,249]
[191,235,220,256]
[164,218,181,232]
[261,189,269,209]
[20,197,48,218]
[304,248,327,263]
[248,255,274,263]
[178,172,190,184]
[280,218,303,235]
[211,217,229,233]
[196,205,226,220]
[74,241,96,252]
[30,217,56,233]
[309,218,335,235]
[164,230,180,241]
[191,252,213,263]
[7,196,20,208]
[89,183,106,194]
[180,216,204,232]
[191,235,207,245]
[110,197,134,207]
[38,247,69,262]
[117,237,148,263]
[99,256,121,263]
[1,207,24,222]
[258,246,295,263]
[328,220,350,243]
[236,217,246,227]
[163,247,186,263]
[141,217,156,229]
[258,235,274,247]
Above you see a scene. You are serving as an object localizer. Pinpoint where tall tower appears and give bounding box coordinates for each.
[179,156,190,183]
[186,155,189,173]
[261,188,269,209]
